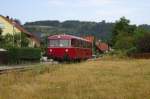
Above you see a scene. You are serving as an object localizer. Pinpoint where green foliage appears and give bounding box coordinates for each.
[0,28,2,35]
[20,33,30,47]
[112,17,136,46]
[3,34,14,48]
[107,50,128,58]
[136,33,150,53]
[0,28,3,47]
[138,24,150,31]
[126,47,137,56]
[13,33,30,47]
[111,17,137,53]
[132,27,150,53]
[133,27,149,40]
[112,17,130,44]
[113,17,130,35]
[111,17,150,55]
[7,47,41,64]
[25,20,60,27]
[92,38,99,55]
[1,33,29,48]
[114,32,135,50]
[0,51,8,64]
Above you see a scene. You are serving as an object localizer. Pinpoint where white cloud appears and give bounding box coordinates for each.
[77,0,114,6]
[48,0,117,7]
[44,0,150,24]
[48,0,66,6]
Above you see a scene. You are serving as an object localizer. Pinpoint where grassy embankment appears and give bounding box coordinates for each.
[0,58,150,99]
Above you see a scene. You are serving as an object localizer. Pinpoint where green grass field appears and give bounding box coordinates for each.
[0,58,150,99]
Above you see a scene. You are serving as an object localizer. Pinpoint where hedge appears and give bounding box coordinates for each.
[0,51,8,64]
[7,48,41,64]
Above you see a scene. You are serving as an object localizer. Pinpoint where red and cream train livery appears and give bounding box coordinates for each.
[47,34,92,61]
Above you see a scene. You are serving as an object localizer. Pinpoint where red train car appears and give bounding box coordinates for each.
[47,34,92,61]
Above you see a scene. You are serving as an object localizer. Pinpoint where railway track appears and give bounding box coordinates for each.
[0,66,33,74]
[0,58,98,75]
[0,61,59,75]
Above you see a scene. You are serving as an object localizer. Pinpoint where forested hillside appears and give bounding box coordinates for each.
[24,20,150,43]
[138,24,150,31]
[24,20,114,42]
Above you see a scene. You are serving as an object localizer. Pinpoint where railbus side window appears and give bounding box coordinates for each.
[85,42,87,48]
[79,40,82,48]
[75,40,78,47]
[71,39,79,47]
[83,41,85,48]
[82,41,84,48]
[71,39,75,47]
[80,40,83,48]
[71,39,92,48]
[85,41,88,48]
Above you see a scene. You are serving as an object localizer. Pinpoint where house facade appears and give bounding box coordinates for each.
[0,15,40,47]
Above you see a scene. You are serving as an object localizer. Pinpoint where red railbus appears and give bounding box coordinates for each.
[47,34,92,61]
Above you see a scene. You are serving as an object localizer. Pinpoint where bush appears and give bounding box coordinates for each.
[0,51,8,64]
[126,47,137,56]
[7,48,41,64]
[114,33,135,50]
[107,50,127,58]
[136,33,150,53]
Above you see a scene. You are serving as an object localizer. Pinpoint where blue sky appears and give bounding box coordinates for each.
[0,0,149,25]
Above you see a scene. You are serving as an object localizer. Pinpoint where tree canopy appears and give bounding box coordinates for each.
[111,17,150,54]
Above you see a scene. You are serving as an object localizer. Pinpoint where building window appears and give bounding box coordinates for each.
[0,23,5,29]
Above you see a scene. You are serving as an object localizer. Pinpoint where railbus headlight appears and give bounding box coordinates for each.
[65,49,69,52]
[50,49,53,52]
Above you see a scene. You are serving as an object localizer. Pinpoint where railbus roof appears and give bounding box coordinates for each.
[48,34,91,43]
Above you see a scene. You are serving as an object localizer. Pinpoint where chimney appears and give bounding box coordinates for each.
[6,16,9,19]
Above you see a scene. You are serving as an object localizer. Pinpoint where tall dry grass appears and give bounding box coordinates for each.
[0,59,150,99]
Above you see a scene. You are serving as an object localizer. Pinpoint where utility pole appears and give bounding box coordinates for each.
[20,32,21,47]
[12,22,15,47]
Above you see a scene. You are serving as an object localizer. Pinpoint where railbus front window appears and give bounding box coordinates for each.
[49,40,70,47]
[49,40,59,47]
[60,40,70,47]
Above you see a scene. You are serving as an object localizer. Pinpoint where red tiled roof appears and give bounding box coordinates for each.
[83,36,95,43]
[96,42,109,52]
